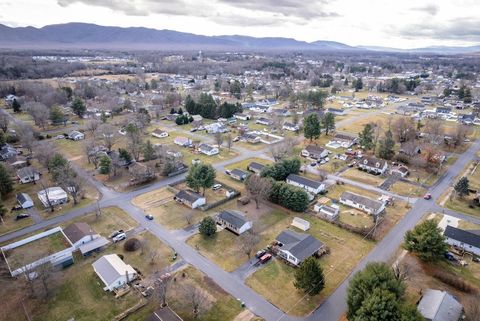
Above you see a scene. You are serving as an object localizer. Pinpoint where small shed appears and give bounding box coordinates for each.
[291,217,310,231]
[17,193,34,209]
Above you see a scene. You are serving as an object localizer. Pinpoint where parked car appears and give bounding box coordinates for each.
[56,135,66,140]
[145,214,154,220]
[109,229,125,239]
[112,232,126,243]
[190,128,198,132]
[15,213,30,221]
[256,250,266,259]
[310,162,317,167]
[473,256,480,263]
[233,136,240,142]
[212,183,222,190]
[423,193,432,200]
[259,253,272,264]
[11,205,23,211]
[444,252,456,261]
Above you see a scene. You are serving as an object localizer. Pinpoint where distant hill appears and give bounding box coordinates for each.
[0,22,478,54]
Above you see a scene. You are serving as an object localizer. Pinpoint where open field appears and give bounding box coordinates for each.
[340,168,386,186]
[389,180,427,197]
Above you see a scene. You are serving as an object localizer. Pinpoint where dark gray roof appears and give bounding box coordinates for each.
[359,156,387,168]
[16,192,32,205]
[444,225,480,249]
[334,133,356,141]
[417,289,463,321]
[231,169,247,177]
[63,222,96,244]
[175,190,204,203]
[276,230,323,263]
[286,174,323,189]
[199,143,215,152]
[283,122,296,128]
[248,162,265,171]
[17,166,39,178]
[218,210,249,229]
[304,145,326,156]
[340,191,384,212]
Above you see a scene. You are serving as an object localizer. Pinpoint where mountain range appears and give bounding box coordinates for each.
[0,22,478,54]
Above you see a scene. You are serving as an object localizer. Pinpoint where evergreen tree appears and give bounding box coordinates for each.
[404,220,447,261]
[214,79,221,91]
[354,289,400,321]
[186,164,216,195]
[454,177,470,198]
[178,107,183,115]
[304,114,321,142]
[378,130,395,160]
[142,140,156,161]
[48,153,68,181]
[119,148,132,164]
[170,108,176,114]
[12,99,21,113]
[294,257,325,296]
[50,105,65,125]
[322,112,335,136]
[199,217,216,237]
[355,77,364,91]
[359,124,375,150]
[0,164,12,197]
[0,198,7,223]
[71,97,86,118]
[100,110,108,123]
[99,155,112,175]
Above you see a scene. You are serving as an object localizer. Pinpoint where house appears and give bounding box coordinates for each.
[68,130,85,141]
[275,230,324,266]
[327,133,357,149]
[390,165,409,178]
[339,191,386,216]
[92,254,137,291]
[314,203,339,219]
[234,113,251,121]
[230,169,248,181]
[216,210,252,235]
[17,192,34,209]
[301,145,329,160]
[63,222,99,249]
[198,143,219,156]
[174,136,192,147]
[0,144,17,161]
[247,162,265,174]
[286,174,325,195]
[417,289,463,321]
[443,225,480,256]
[357,156,388,175]
[326,108,345,116]
[16,167,40,184]
[145,306,184,321]
[174,190,206,209]
[256,117,273,126]
[273,109,291,117]
[282,122,299,132]
[151,129,169,138]
[241,133,261,144]
[436,106,452,114]
[37,187,68,208]
[205,122,228,134]
[107,150,132,167]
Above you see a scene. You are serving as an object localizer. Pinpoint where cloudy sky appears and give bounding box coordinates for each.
[0,0,479,49]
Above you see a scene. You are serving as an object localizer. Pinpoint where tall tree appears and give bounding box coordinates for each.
[404,220,447,261]
[322,112,335,136]
[354,288,400,321]
[0,164,12,197]
[294,257,325,296]
[199,217,216,237]
[304,114,321,142]
[71,97,86,118]
[142,140,156,161]
[49,105,65,125]
[12,99,21,113]
[186,164,216,195]
[245,175,273,209]
[377,130,395,160]
[98,155,112,175]
[359,124,375,150]
[454,177,470,198]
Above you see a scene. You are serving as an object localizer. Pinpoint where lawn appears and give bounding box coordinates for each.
[224,157,272,172]
[336,113,394,135]
[246,214,375,316]
[340,168,386,186]
[445,194,480,218]
[389,181,427,198]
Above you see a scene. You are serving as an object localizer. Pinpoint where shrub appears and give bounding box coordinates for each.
[431,269,476,293]
[124,238,141,252]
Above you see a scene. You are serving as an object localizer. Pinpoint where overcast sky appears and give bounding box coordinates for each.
[1,0,479,49]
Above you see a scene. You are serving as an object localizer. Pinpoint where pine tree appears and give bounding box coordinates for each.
[355,77,364,91]
[12,99,21,113]
[71,97,86,118]
[294,257,325,296]
[142,140,156,161]
[0,164,12,197]
[99,155,112,175]
[322,112,335,136]
[404,220,447,261]
[50,105,65,125]
[119,148,132,164]
[378,130,395,160]
[304,114,321,142]
[186,164,216,195]
[354,288,400,321]
[359,124,374,150]
[454,176,470,198]
[199,217,216,237]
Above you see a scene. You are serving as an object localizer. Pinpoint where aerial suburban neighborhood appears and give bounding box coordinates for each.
[0,2,479,321]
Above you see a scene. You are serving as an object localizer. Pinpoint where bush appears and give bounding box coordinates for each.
[431,268,476,293]
[199,217,217,237]
[124,238,141,252]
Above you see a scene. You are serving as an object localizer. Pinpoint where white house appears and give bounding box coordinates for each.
[328,133,357,148]
[92,254,137,291]
[216,210,252,235]
[275,230,324,266]
[63,222,100,249]
[174,190,206,209]
[68,130,85,141]
[390,165,409,178]
[198,143,219,156]
[151,128,169,138]
[301,145,329,160]
[314,203,340,219]
[444,225,480,256]
[234,113,251,121]
[282,122,299,132]
[17,167,40,184]
[37,187,68,208]
[256,117,272,125]
[286,174,325,195]
[205,122,228,134]
[357,156,388,175]
[16,193,34,209]
[174,136,192,147]
[339,191,386,216]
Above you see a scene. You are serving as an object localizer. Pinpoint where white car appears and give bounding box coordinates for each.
[112,232,126,243]
[212,183,222,191]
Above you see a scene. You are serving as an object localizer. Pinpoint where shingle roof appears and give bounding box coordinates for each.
[304,145,326,156]
[286,174,323,189]
[417,289,463,321]
[92,254,136,287]
[248,162,265,172]
[276,230,323,263]
[359,156,387,168]
[17,166,39,178]
[231,169,247,177]
[16,192,32,205]
[444,225,480,249]
[340,191,384,212]
[218,210,249,229]
[63,222,96,244]
[175,190,204,203]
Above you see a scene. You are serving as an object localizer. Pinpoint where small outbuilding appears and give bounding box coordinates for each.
[92,254,137,291]
[17,192,34,209]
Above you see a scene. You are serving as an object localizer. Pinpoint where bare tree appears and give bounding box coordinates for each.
[0,109,9,133]
[424,119,445,145]
[450,124,472,148]
[245,175,273,209]
[58,163,85,205]
[16,123,35,155]
[36,259,54,298]
[154,270,173,307]
[185,211,194,225]
[84,119,101,144]
[225,134,233,151]
[269,137,296,161]
[84,141,100,168]
[391,117,416,143]
[214,132,224,147]
[129,163,155,185]
[372,121,383,155]
[34,142,55,170]
[182,284,209,319]
[238,229,260,259]
[24,102,49,130]
[100,124,118,151]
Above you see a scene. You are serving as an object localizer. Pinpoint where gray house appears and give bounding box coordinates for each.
[17,167,40,184]
[229,169,248,181]
[444,225,480,256]
[275,230,324,266]
[417,289,463,321]
[247,162,265,174]
[216,210,252,235]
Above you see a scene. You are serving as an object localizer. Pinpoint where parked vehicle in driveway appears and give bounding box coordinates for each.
[256,250,266,259]
[109,229,124,238]
[112,232,126,242]
[15,213,30,220]
[212,183,222,190]
[259,253,272,264]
